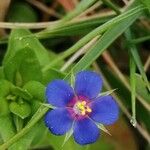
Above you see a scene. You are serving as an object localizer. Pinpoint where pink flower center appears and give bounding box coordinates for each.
[67,96,92,120]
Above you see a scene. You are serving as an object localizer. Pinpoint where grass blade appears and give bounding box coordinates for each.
[43,5,145,71]
[66,10,142,76]
[129,53,137,127]
[125,29,150,91]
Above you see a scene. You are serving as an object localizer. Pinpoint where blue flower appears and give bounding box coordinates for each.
[44,71,119,145]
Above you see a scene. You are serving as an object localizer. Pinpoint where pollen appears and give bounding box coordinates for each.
[73,100,92,116]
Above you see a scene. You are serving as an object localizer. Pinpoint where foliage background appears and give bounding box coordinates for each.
[0,0,150,150]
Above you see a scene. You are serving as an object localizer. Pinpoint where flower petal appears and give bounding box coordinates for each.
[75,71,103,100]
[89,96,119,125]
[73,118,100,145]
[46,80,74,107]
[44,108,73,135]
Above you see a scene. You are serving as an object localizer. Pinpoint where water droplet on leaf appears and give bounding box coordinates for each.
[130,118,137,127]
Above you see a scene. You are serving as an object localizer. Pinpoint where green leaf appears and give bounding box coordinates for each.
[9,101,31,119]
[11,86,32,100]
[31,100,41,114]
[29,121,47,148]
[136,103,150,131]
[0,97,10,117]
[0,138,3,145]
[9,121,45,150]
[13,116,24,132]
[42,68,65,85]
[3,29,50,67]
[7,2,38,22]
[140,0,150,10]
[135,74,150,102]
[23,81,45,101]
[0,116,15,142]
[0,80,12,97]
[0,67,5,79]
[4,47,42,85]
[0,105,49,150]
[48,51,65,68]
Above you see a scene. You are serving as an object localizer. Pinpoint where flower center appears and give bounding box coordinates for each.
[73,100,92,116]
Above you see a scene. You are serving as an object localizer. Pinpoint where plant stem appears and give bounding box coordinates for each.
[144,55,150,72]
[131,35,150,44]
[125,29,150,91]
[129,53,137,127]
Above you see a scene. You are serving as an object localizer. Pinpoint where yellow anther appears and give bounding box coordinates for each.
[81,111,86,115]
[81,101,86,105]
[80,106,84,110]
[86,107,92,113]
[76,103,84,110]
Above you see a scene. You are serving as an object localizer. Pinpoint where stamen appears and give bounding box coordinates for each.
[81,101,86,105]
[81,111,86,115]
[73,100,92,116]
[86,107,92,112]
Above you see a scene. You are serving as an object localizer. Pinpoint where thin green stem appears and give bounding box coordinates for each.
[131,35,150,44]
[129,53,137,127]
[125,29,150,91]
[125,28,137,127]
